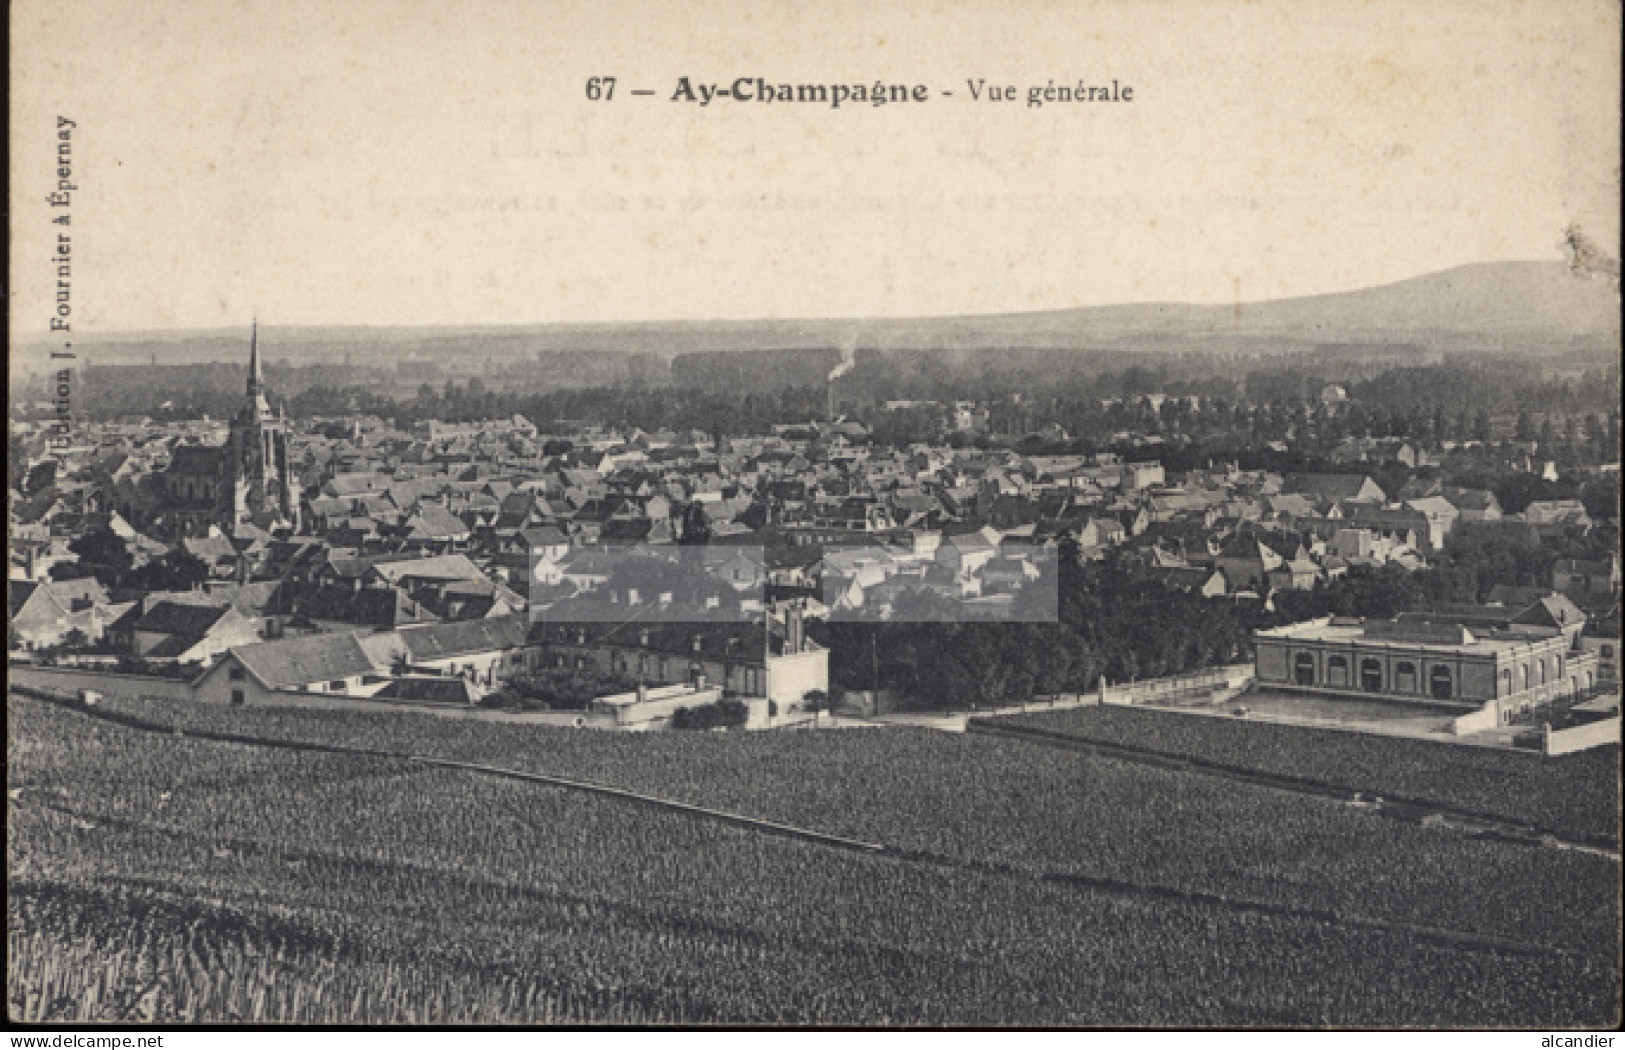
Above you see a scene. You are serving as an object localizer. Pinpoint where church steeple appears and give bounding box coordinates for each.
[225,318,297,533]
[247,318,264,399]
[239,319,273,422]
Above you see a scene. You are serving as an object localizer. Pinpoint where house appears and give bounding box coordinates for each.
[511,525,571,561]
[532,604,826,711]
[1119,461,1166,492]
[1084,516,1128,548]
[192,630,402,704]
[1520,500,1592,529]
[1327,527,1408,566]
[1442,487,1502,522]
[8,578,112,650]
[1510,592,1589,646]
[413,577,525,622]
[179,534,244,578]
[1266,556,1322,593]
[1403,496,1460,551]
[695,547,769,594]
[128,601,261,664]
[935,531,999,576]
[395,613,533,692]
[1341,505,1430,552]
[398,503,472,549]
[1282,473,1386,509]
[1576,629,1620,689]
[1163,566,1227,598]
[1214,534,1285,590]
[1554,556,1620,597]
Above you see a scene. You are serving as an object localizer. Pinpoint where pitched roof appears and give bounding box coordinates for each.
[10,577,110,621]
[1404,496,1458,517]
[1282,473,1385,503]
[130,601,240,638]
[1511,592,1587,629]
[181,535,240,562]
[282,582,438,628]
[167,445,225,476]
[371,675,481,704]
[403,503,470,539]
[9,581,68,622]
[516,525,570,549]
[397,613,530,661]
[366,553,486,584]
[228,632,388,689]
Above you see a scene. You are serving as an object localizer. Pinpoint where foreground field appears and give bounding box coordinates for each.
[997,704,1622,842]
[8,691,1622,1026]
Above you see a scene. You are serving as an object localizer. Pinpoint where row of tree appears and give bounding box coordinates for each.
[810,548,1265,710]
[47,528,211,592]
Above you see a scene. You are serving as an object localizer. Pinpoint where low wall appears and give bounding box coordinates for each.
[1101,664,1256,707]
[1543,716,1622,757]
[7,665,195,703]
[959,665,1257,717]
[1452,703,1499,735]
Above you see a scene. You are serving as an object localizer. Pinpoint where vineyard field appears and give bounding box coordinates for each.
[996,704,1622,842]
[8,691,1621,1026]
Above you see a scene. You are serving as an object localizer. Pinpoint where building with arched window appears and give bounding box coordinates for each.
[1255,614,1599,722]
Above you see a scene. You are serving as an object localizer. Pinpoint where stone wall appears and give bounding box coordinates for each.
[1543,717,1622,757]
[7,664,195,703]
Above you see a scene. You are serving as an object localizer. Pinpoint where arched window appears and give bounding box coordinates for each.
[1294,653,1316,686]
[1520,664,1529,690]
[1360,658,1383,692]
[1397,662,1419,693]
[1538,659,1547,685]
[1326,656,1349,688]
[1429,665,1454,700]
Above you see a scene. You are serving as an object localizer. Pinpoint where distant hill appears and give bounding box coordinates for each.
[15,261,1619,373]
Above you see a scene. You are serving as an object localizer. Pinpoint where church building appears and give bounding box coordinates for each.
[164,323,300,535]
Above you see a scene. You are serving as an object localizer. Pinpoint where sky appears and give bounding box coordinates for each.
[10,0,1621,332]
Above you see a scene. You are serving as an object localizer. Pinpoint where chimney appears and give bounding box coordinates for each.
[691,634,703,653]
[235,554,250,585]
[787,602,804,653]
[25,544,39,580]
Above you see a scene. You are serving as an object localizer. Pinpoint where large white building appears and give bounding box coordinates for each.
[1255,611,1600,726]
